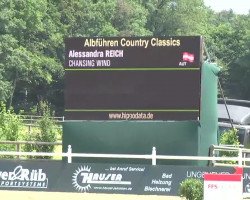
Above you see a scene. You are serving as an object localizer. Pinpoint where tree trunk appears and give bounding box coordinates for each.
[8,71,18,109]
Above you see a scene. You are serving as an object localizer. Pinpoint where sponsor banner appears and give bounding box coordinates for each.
[204,173,243,200]
[0,160,62,191]
[0,165,48,189]
[1,160,250,195]
[71,165,141,193]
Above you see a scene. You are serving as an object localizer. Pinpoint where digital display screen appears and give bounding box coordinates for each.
[64,36,202,121]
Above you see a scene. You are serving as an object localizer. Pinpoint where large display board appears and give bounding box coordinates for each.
[64,36,202,120]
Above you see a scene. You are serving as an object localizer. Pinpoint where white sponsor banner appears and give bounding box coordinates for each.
[204,173,242,200]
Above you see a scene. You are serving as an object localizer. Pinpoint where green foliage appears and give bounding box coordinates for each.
[0,0,64,112]
[179,178,203,200]
[204,11,250,98]
[226,53,250,99]
[219,128,240,163]
[23,101,58,159]
[206,13,249,66]
[220,128,240,146]
[113,0,151,36]
[0,102,22,141]
[0,102,22,156]
[0,69,12,102]
[143,0,208,36]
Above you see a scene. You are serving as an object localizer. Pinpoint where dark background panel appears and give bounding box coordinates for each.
[65,71,200,110]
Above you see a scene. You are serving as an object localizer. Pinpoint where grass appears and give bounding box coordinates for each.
[0,191,182,200]
[53,142,62,160]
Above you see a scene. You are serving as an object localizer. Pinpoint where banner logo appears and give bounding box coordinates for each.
[245,183,250,193]
[182,52,194,63]
[0,165,48,189]
[72,166,131,192]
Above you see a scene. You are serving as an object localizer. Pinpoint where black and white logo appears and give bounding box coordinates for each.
[72,166,131,192]
[0,165,48,189]
[245,183,250,193]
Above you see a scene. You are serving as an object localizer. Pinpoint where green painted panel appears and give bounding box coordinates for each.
[198,62,220,160]
[63,121,198,164]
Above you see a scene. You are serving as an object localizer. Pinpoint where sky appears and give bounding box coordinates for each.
[204,0,250,15]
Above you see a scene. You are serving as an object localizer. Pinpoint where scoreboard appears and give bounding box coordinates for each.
[64,36,202,121]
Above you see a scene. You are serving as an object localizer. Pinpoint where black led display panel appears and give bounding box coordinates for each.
[64,37,202,120]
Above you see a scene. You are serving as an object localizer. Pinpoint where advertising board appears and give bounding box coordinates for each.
[204,173,242,200]
[3,160,250,196]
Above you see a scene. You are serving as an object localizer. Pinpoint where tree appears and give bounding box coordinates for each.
[0,0,64,113]
[56,0,150,37]
[112,0,151,36]
[226,53,250,99]
[142,0,208,36]
[205,12,248,66]
[0,69,12,102]
[204,11,250,99]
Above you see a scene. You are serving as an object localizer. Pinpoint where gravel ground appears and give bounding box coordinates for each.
[0,191,183,200]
